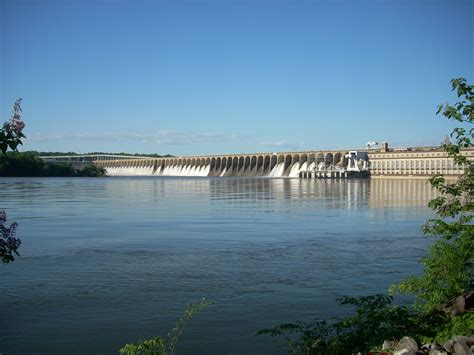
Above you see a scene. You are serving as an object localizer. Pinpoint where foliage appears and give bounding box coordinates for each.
[0,99,25,264]
[422,312,474,344]
[257,296,472,354]
[391,78,474,311]
[120,298,211,355]
[75,165,107,177]
[1,98,26,154]
[0,152,106,177]
[257,294,445,355]
[0,210,21,264]
[0,152,72,176]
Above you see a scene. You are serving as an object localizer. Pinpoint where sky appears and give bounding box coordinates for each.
[0,0,473,155]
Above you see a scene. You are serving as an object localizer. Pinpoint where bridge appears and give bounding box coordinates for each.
[40,154,149,163]
[39,154,149,170]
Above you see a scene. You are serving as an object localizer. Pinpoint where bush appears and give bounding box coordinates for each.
[1,99,25,264]
[257,295,449,354]
[391,78,473,311]
[120,299,211,355]
[0,98,25,154]
[76,165,107,177]
[0,210,21,264]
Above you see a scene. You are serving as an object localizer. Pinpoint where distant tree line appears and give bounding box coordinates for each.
[1,150,175,177]
[0,151,107,177]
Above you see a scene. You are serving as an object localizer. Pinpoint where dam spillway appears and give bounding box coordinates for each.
[45,146,474,178]
[94,151,348,177]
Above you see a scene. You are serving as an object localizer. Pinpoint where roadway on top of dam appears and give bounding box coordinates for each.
[93,150,354,167]
[41,149,361,162]
[170,148,356,159]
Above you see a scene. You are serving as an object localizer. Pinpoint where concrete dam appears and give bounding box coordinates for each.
[94,151,350,177]
[43,145,474,178]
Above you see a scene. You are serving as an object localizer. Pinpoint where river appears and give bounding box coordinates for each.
[0,177,436,354]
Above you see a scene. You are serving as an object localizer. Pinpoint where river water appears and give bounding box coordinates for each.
[0,177,436,354]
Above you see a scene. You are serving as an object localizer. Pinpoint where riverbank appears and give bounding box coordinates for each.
[0,152,106,177]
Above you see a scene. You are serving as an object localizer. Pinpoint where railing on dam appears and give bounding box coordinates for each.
[39,154,149,163]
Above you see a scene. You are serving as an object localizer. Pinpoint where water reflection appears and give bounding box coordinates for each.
[0,177,438,227]
[0,177,437,208]
[368,178,438,207]
[95,177,437,209]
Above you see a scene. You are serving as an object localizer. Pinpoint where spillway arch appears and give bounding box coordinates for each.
[96,151,349,177]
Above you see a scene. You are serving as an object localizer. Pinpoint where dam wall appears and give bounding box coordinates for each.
[92,147,474,178]
[94,151,348,177]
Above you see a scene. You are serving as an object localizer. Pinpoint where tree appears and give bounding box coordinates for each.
[0,211,21,263]
[392,78,474,311]
[1,98,25,263]
[1,98,26,154]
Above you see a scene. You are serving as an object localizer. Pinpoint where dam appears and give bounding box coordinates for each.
[93,150,349,177]
[78,144,474,178]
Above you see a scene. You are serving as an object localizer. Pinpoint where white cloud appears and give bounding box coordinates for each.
[28,130,240,146]
[258,140,304,150]
[28,133,68,142]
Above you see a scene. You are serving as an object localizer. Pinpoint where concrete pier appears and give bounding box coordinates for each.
[299,170,370,179]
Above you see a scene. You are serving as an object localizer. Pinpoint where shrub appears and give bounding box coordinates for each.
[120,298,211,355]
[0,210,21,264]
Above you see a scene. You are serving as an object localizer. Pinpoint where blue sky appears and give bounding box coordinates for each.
[1,0,472,155]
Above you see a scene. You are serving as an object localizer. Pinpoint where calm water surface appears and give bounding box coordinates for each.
[0,177,436,354]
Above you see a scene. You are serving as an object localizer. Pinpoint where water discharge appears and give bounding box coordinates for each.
[104,160,340,177]
[106,163,213,177]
